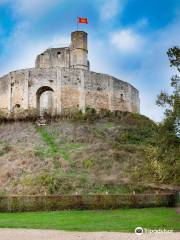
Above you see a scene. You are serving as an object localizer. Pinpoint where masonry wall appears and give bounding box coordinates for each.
[10,70,28,110]
[28,68,57,109]
[0,67,140,115]
[0,74,9,111]
[0,70,30,112]
[84,71,139,113]
[35,48,71,69]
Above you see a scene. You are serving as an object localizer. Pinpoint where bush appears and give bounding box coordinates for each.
[0,110,8,122]
[0,108,38,122]
[0,193,176,212]
[115,127,156,145]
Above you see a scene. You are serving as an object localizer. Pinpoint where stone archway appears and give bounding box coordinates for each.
[36,86,54,116]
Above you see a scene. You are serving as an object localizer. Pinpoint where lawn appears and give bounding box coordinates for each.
[0,208,179,232]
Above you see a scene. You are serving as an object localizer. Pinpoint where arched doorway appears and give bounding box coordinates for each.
[36,86,54,116]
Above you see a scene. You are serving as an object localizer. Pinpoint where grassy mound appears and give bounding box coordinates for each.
[0,111,161,195]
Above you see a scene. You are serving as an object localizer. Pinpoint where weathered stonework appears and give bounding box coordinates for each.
[0,31,140,115]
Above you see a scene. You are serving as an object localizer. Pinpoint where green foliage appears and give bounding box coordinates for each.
[114,114,157,146]
[167,46,180,71]
[122,113,156,127]
[153,118,180,183]
[60,107,98,123]
[116,127,156,145]
[150,46,180,184]
[28,171,92,194]
[70,107,98,123]
[157,47,180,119]
[83,107,97,122]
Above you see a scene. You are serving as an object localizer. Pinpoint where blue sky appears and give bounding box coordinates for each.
[0,0,180,121]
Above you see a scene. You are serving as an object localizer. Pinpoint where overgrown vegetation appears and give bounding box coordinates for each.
[1,103,177,195]
[0,110,159,195]
[0,108,38,123]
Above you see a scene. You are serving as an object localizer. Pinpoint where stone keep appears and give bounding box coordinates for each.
[0,31,140,115]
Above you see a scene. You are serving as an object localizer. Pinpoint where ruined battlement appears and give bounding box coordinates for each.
[35,31,89,71]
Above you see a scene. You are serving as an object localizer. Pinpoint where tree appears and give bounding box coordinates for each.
[156,47,180,128]
[154,47,180,183]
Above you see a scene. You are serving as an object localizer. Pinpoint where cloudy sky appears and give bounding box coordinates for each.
[0,0,180,121]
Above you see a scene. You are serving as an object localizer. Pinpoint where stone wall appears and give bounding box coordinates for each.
[0,74,9,111]
[35,48,71,69]
[0,67,140,115]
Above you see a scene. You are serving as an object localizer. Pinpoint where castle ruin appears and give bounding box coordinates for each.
[0,31,140,115]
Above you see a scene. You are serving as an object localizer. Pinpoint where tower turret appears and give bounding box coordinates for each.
[70,31,89,70]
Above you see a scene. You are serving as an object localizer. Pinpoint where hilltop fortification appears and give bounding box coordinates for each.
[0,31,140,115]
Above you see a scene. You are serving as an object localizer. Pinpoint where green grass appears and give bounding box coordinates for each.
[36,127,85,162]
[0,208,179,232]
[37,127,58,152]
[36,127,69,167]
[101,122,116,129]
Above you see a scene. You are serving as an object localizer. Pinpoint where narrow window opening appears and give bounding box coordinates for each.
[57,52,61,58]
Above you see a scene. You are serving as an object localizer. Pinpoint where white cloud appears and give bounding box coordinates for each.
[0,0,66,76]
[0,0,61,17]
[111,29,145,53]
[0,22,69,76]
[14,0,60,16]
[100,0,123,21]
[104,13,180,122]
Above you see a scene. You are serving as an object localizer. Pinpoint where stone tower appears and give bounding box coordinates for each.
[70,31,89,70]
[35,31,89,71]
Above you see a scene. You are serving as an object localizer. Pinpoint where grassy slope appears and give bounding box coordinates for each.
[0,208,179,232]
[0,112,158,195]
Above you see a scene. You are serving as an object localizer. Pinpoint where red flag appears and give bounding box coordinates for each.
[78,17,88,24]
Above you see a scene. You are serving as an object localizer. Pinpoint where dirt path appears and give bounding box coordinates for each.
[0,229,179,240]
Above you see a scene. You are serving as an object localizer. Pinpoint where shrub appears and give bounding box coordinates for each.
[0,108,38,122]
[115,127,156,145]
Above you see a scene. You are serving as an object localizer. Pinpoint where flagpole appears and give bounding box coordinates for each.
[77,16,79,31]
